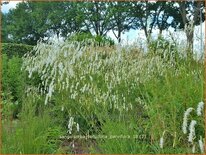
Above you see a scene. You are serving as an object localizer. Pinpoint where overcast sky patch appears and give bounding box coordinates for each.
[1,1,20,13]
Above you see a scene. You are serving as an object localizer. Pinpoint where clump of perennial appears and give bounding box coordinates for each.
[22,39,171,110]
[182,102,205,153]
[182,108,193,134]
[197,101,204,116]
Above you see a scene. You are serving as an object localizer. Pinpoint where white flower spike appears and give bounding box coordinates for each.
[197,101,204,116]
[182,108,193,134]
[188,120,197,143]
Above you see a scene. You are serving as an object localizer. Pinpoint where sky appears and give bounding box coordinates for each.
[1,1,20,13]
[1,1,205,56]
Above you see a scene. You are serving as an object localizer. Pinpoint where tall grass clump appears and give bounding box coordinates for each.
[20,37,204,153]
[2,90,65,154]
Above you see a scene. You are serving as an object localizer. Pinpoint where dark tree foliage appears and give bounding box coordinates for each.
[82,2,113,36]
[3,2,86,45]
[2,1,205,49]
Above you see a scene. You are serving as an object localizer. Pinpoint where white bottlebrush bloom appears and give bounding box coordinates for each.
[61,106,64,111]
[197,101,204,116]
[198,137,204,153]
[192,144,196,153]
[182,108,194,134]
[188,120,197,143]
[44,94,49,105]
[160,131,165,149]
[48,83,54,98]
[160,137,164,149]
[76,123,80,132]
[21,38,176,134]
[68,117,74,134]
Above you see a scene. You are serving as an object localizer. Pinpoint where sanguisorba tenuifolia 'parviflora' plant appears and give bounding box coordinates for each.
[182,101,205,153]
[22,38,169,127]
[22,37,204,153]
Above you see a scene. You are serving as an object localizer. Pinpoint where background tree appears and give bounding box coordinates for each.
[3,2,89,45]
[61,2,87,37]
[130,1,160,42]
[2,1,205,51]
[82,2,113,36]
[109,2,135,43]
[155,1,177,36]
[5,2,49,45]
[171,1,205,55]
[130,1,178,41]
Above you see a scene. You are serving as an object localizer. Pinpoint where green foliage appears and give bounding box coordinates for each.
[94,35,115,46]
[5,2,50,45]
[148,37,182,63]
[1,93,19,120]
[3,2,86,45]
[2,54,25,101]
[139,59,204,153]
[2,54,26,119]
[68,32,93,42]
[2,43,42,120]
[149,37,172,51]
[68,32,114,46]
[1,13,10,43]
[92,120,150,154]
[2,43,33,58]
[2,95,65,154]
[83,2,113,36]
[2,1,205,49]
[2,39,204,154]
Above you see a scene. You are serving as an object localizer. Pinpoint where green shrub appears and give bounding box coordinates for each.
[148,36,173,52]
[1,93,19,120]
[2,52,42,119]
[67,32,115,46]
[148,36,183,67]
[2,54,26,102]
[2,54,37,119]
[2,95,65,154]
[2,43,33,58]
[68,32,93,42]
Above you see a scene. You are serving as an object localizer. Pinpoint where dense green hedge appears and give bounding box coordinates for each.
[2,43,33,58]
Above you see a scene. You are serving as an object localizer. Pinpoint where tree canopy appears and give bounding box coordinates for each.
[1,1,205,49]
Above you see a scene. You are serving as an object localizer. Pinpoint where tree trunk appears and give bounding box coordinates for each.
[179,2,193,57]
[158,29,163,38]
[186,26,194,58]
[112,29,121,43]
[179,1,201,58]
[143,27,149,43]
[117,31,121,43]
